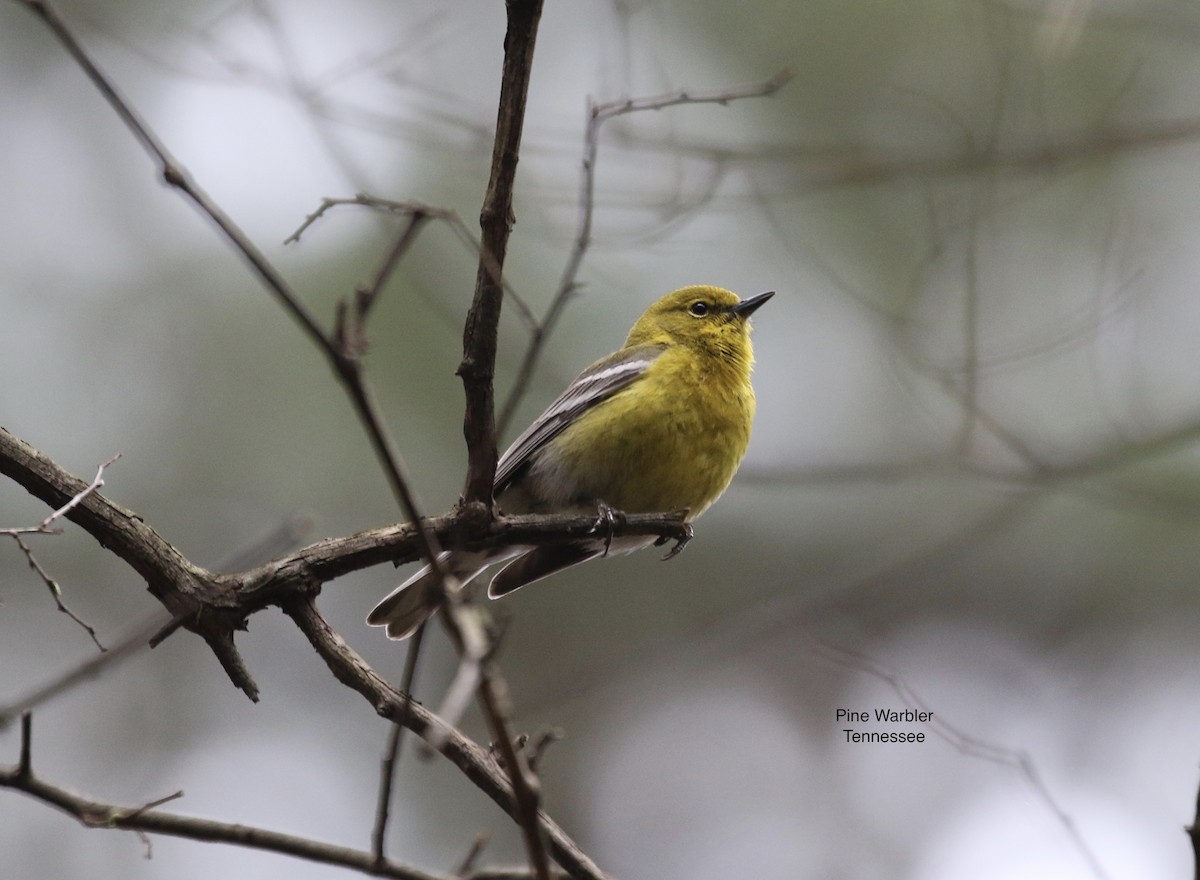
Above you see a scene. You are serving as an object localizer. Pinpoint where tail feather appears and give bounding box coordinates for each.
[366,551,491,640]
[488,542,602,598]
[370,536,660,638]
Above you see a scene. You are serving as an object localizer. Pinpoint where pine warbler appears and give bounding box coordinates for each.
[368,285,772,638]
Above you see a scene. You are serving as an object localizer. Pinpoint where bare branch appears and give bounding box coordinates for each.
[0,714,450,880]
[458,0,545,509]
[13,0,328,347]
[371,624,425,866]
[11,535,105,651]
[453,832,492,878]
[286,195,537,330]
[1,451,125,650]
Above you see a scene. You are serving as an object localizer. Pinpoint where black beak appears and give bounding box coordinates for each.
[728,290,774,317]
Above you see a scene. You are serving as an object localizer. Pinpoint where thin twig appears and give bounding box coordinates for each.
[18,713,32,778]
[357,212,432,320]
[525,728,563,775]
[0,717,448,880]
[453,832,493,878]
[285,195,537,330]
[14,0,328,347]
[13,535,103,652]
[37,453,121,531]
[498,68,791,434]
[372,720,406,864]
[1,452,122,650]
[0,513,315,729]
[371,625,425,864]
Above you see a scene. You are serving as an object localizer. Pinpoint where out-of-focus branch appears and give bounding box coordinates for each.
[13,0,441,584]
[286,195,538,331]
[12,0,327,349]
[0,615,168,731]
[458,0,545,508]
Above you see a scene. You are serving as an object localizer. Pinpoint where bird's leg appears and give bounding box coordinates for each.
[590,499,625,556]
[656,522,694,560]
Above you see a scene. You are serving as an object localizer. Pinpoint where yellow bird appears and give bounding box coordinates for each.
[368,285,772,638]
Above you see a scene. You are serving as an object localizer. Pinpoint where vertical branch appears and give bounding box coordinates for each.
[1189,774,1200,880]
[452,3,550,877]
[458,0,545,508]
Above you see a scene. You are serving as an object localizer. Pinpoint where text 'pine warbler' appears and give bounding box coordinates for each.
[367,285,773,638]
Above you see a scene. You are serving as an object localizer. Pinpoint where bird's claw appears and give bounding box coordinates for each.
[656,523,693,560]
[591,499,625,557]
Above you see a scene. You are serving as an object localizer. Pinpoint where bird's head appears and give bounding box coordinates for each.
[624,286,774,357]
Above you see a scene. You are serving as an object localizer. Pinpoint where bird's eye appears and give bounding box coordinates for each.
[689,301,709,317]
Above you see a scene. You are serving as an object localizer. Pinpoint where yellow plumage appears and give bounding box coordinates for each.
[368,284,772,638]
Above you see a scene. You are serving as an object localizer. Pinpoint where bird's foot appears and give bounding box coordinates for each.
[656,522,694,560]
[590,499,625,556]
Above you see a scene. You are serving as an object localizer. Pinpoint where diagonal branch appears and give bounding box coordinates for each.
[13,0,327,349]
[13,0,441,580]
[0,714,453,880]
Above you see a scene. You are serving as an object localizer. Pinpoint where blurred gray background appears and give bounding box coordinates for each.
[4,1,1200,878]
